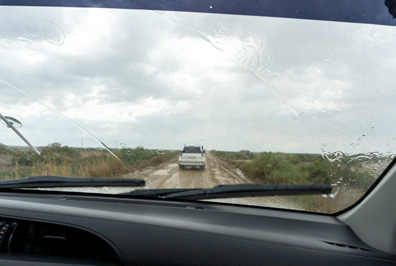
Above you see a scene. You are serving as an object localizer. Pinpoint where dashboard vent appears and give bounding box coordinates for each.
[6,220,117,261]
[323,241,373,252]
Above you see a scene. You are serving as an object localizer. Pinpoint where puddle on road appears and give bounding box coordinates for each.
[153,163,178,176]
[167,163,178,169]
[153,169,169,176]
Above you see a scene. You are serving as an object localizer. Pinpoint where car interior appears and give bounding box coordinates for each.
[0,0,396,265]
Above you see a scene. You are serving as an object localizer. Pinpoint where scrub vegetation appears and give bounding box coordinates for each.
[212,150,389,212]
[0,143,178,179]
[212,150,377,188]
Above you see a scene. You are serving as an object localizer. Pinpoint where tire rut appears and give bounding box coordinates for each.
[123,153,304,211]
[127,153,254,189]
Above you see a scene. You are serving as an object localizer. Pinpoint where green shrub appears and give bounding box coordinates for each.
[302,159,330,184]
[241,152,311,184]
[0,143,12,155]
[119,146,156,165]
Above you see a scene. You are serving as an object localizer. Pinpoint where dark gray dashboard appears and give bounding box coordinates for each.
[0,191,394,265]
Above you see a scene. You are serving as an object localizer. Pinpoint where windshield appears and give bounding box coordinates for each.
[0,4,395,214]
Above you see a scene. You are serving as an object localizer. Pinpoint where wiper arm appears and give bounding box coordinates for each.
[0,176,145,189]
[0,113,41,155]
[124,184,331,200]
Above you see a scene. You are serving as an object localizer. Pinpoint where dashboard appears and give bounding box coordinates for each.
[0,191,394,265]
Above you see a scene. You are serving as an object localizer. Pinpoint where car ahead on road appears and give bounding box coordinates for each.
[179,145,206,169]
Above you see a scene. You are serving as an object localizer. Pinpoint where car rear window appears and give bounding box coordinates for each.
[183,147,201,153]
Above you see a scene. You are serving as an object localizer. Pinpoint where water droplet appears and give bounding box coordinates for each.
[17,37,39,55]
[41,21,65,45]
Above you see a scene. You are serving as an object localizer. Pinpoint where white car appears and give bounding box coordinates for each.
[179,145,206,169]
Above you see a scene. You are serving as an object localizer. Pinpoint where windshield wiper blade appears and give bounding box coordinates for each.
[0,176,145,189]
[152,184,331,200]
[121,188,198,197]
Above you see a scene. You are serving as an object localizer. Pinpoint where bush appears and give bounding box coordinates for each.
[14,144,82,166]
[0,143,12,155]
[86,156,126,177]
[241,152,311,184]
[302,159,330,184]
[150,156,166,166]
[235,151,376,189]
[119,146,157,165]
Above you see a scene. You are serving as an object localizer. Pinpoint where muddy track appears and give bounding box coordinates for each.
[124,153,305,210]
[124,153,256,189]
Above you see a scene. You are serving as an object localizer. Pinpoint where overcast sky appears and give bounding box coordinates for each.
[1,6,396,156]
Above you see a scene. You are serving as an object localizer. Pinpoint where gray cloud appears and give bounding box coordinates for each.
[1,7,396,156]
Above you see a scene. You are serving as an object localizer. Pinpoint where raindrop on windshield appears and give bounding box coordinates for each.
[17,37,39,54]
[40,21,65,45]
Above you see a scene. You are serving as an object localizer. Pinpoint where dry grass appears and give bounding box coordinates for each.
[30,156,129,178]
[1,149,179,180]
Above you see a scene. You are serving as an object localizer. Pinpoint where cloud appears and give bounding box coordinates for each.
[0,6,396,156]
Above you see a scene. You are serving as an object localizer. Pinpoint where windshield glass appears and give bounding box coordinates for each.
[0,5,395,214]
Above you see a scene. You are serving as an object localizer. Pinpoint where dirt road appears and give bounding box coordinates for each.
[124,153,305,210]
[142,153,252,189]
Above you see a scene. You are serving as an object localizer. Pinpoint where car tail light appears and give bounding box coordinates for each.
[201,152,203,156]
[180,151,183,156]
